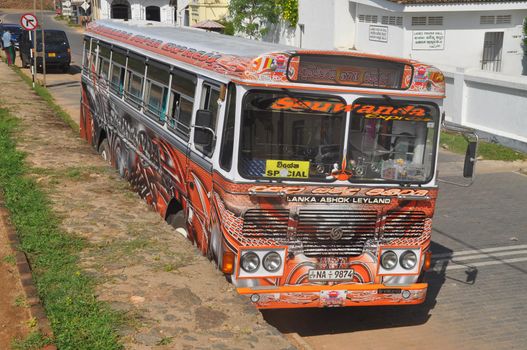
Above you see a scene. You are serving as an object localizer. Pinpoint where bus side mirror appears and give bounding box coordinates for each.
[463,141,477,178]
[439,122,478,187]
[193,109,215,154]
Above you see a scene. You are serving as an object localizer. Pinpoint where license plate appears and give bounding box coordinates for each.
[48,52,56,57]
[308,269,354,282]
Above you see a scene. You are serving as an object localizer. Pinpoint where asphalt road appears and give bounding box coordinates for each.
[0,9,83,64]
[0,9,83,121]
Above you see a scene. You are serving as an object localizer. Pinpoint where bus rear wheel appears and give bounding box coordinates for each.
[99,139,111,164]
[167,211,188,238]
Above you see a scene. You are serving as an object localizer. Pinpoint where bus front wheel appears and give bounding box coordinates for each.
[167,211,188,238]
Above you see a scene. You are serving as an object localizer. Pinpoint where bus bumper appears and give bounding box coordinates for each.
[237,283,428,309]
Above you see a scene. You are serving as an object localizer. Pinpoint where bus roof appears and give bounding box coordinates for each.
[86,20,445,98]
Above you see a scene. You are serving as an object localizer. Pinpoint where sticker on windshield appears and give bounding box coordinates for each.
[265,160,310,178]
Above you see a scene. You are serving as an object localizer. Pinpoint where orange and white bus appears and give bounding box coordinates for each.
[80,20,476,309]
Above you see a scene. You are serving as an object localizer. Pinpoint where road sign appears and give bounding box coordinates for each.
[63,1,72,7]
[81,1,90,12]
[20,13,38,31]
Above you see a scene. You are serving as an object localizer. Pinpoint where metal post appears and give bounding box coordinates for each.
[29,30,35,88]
[33,0,38,84]
[40,0,46,87]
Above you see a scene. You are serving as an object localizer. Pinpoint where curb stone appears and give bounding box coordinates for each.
[0,195,57,350]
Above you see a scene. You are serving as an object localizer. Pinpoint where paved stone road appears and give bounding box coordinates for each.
[264,155,527,350]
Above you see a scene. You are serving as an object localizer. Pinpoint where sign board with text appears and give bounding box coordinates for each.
[369,25,388,43]
[412,30,445,50]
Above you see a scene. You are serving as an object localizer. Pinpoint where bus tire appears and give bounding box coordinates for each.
[167,211,188,238]
[99,139,111,164]
[115,142,126,177]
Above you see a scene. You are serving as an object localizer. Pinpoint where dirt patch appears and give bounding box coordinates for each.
[0,62,293,349]
[0,212,32,348]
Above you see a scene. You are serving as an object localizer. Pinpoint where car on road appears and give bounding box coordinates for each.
[0,23,23,49]
[19,29,71,72]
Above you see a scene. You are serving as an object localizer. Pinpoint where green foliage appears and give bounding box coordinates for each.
[278,0,298,27]
[12,331,53,350]
[0,108,122,349]
[228,0,279,39]
[217,18,235,36]
[11,65,79,132]
[440,132,526,161]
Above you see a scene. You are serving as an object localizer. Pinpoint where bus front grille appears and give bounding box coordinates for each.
[242,209,289,240]
[296,209,378,257]
[383,211,426,238]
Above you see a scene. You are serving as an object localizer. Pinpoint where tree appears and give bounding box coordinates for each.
[278,0,298,28]
[228,0,279,39]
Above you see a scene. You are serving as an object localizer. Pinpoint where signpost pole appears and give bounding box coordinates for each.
[29,30,35,88]
[20,13,39,89]
[40,0,46,87]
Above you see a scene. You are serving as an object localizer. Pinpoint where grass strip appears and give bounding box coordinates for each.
[10,65,79,132]
[440,131,526,162]
[0,107,122,350]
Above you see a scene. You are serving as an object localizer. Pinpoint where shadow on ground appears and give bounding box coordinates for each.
[261,240,453,337]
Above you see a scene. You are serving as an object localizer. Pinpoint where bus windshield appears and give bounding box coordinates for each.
[239,91,346,182]
[347,98,439,183]
[238,92,439,184]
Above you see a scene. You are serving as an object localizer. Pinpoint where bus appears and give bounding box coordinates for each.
[80,20,476,309]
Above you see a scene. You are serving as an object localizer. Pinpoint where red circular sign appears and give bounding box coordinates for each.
[20,13,38,31]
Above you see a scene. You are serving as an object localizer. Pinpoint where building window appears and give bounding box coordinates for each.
[428,16,443,25]
[412,17,426,26]
[358,15,378,24]
[146,6,161,22]
[111,0,131,20]
[496,15,512,24]
[382,16,403,26]
[481,15,512,25]
[412,16,443,26]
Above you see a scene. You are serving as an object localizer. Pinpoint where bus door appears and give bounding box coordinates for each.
[186,81,223,252]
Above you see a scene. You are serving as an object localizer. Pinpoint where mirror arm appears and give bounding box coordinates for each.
[192,125,216,140]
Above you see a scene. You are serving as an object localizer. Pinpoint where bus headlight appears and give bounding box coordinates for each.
[241,252,260,273]
[400,250,418,270]
[262,252,282,272]
[381,250,398,270]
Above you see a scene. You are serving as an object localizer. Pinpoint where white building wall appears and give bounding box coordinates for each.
[442,67,527,150]
[297,0,336,49]
[294,0,355,49]
[355,3,405,57]
[400,10,527,76]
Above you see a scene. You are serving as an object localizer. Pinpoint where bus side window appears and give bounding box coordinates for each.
[219,84,236,171]
[88,39,97,77]
[97,43,111,81]
[82,37,90,75]
[109,49,126,97]
[145,61,170,123]
[125,55,146,109]
[167,68,196,142]
[196,83,220,157]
